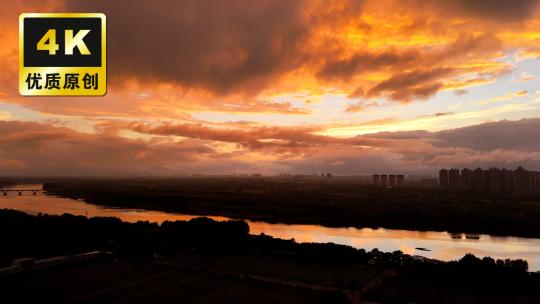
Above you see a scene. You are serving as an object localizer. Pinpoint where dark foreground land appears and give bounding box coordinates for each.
[43,177,540,238]
[1,209,539,304]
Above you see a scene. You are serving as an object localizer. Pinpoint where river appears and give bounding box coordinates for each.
[2,184,540,271]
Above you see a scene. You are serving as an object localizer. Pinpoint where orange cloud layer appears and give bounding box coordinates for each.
[1,0,539,116]
[2,119,540,175]
[1,1,540,175]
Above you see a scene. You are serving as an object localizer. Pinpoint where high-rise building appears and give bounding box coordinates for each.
[514,166,527,193]
[461,168,472,190]
[373,174,405,187]
[448,168,460,190]
[487,167,500,193]
[439,169,449,190]
[373,174,380,186]
[471,168,485,191]
[439,166,540,194]
[501,168,514,194]
[380,174,388,187]
[397,175,405,187]
[389,175,396,187]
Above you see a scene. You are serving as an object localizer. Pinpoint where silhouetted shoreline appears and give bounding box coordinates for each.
[1,209,538,303]
[42,178,540,238]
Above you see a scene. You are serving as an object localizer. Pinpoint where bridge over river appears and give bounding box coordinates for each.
[1,189,45,196]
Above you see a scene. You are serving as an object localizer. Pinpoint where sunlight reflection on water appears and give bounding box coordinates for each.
[2,184,540,271]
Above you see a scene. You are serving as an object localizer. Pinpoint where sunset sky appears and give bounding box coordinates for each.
[2,0,540,175]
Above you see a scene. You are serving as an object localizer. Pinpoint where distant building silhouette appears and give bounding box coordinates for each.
[397,175,405,187]
[448,168,460,191]
[380,174,388,186]
[373,174,380,185]
[373,174,405,187]
[389,175,396,187]
[461,168,472,190]
[439,169,449,189]
[439,167,540,194]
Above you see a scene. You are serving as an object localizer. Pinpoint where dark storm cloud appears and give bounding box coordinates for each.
[407,0,540,22]
[318,34,502,81]
[67,0,309,95]
[317,49,422,81]
[361,67,454,102]
[318,34,504,103]
[449,0,539,21]
[434,118,540,151]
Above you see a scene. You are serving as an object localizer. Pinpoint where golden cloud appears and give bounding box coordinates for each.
[2,0,539,116]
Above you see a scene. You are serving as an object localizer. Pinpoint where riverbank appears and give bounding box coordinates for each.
[4,184,540,269]
[1,209,538,304]
[43,177,540,238]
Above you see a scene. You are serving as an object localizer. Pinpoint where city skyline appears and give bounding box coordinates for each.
[440,166,540,193]
[2,0,540,175]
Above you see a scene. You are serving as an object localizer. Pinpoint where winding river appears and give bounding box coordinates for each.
[2,184,540,271]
